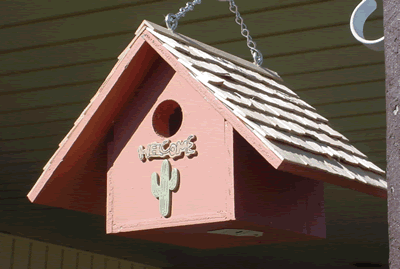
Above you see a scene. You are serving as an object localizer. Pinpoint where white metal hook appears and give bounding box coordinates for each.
[350,0,384,51]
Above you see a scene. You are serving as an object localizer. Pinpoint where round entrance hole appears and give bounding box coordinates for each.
[152,100,183,137]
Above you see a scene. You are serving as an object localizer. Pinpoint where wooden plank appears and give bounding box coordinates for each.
[0,204,56,212]
[297,81,385,105]
[0,135,63,152]
[329,113,385,132]
[47,245,63,269]
[367,155,386,167]
[0,0,302,28]
[77,252,92,269]
[0,197,31,206]
[92,255,106,269]
[0,233,12,268]
[30,241,46,269]
[0,61,114,93]
[132,264,146,269]
[374,161,386,170]
[0,103,87,127]
[106,259,119,269]
[344,128,386,143]
[12,237,31,269]
[0,0,154,26]
[0,189,34,199]
[0,119,74,140]
[353,139,386,154]
[0,182,34,192]
[215,20,383,60]
[0,172,41,184]
[285,64,385,90]
[267,46,384,76]
[60,248,78,269]
[0,231,167,269]
[314,98,385,118]
[120,260,134,269]
[0,83,99,113]
[0,161,45,175]
[0,149,54,164]
[0,36,130,75]
[0,0,319,51]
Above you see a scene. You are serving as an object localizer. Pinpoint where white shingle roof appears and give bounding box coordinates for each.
[142,23,386,190]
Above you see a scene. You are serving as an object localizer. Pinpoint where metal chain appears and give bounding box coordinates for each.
[164,0,263,66]
[226,0,263,66]
[165,0,202,32]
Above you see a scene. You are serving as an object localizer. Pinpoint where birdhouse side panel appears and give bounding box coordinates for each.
[107,65,235,234]
[233,131,326,239]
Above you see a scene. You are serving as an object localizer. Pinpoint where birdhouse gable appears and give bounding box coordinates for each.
[106,57,236,233]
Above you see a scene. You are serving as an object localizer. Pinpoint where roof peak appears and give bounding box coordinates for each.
[136,20,282,82]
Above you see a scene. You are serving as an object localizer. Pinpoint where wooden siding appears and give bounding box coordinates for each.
[0,233,159,269]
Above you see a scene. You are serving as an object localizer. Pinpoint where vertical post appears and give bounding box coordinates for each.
[384,0,400,268]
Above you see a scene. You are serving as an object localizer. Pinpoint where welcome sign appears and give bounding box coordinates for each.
[138,135,197,161]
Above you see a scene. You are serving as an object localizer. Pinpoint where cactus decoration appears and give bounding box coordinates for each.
[151,159,180,218]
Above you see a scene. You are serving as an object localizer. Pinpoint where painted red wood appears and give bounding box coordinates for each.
[107,58,235,233]
[27,40,160,214]
[233,130,325,239]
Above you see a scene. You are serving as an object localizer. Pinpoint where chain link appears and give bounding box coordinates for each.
[226,0,263,66]
[164,0,263,66]
[165,0,201,32]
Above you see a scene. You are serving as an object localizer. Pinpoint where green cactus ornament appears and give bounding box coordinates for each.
[151,159,180,218]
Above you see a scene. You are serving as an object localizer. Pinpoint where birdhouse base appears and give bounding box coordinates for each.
[111,220,324,249]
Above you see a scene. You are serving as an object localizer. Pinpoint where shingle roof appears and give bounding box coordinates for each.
[138,21,386,190]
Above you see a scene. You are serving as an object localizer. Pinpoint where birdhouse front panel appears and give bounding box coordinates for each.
[106,58,235,234]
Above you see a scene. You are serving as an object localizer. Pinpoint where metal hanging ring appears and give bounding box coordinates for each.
[251,49,263,66]
[165,14,178,31]
[165,0,201,31]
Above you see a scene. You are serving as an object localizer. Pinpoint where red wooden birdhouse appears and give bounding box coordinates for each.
[28,21,387,249]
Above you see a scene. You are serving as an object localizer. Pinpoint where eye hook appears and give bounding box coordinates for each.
[350,0,384,51]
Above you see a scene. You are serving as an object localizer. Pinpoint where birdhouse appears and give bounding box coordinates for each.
[28,21,387,249]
